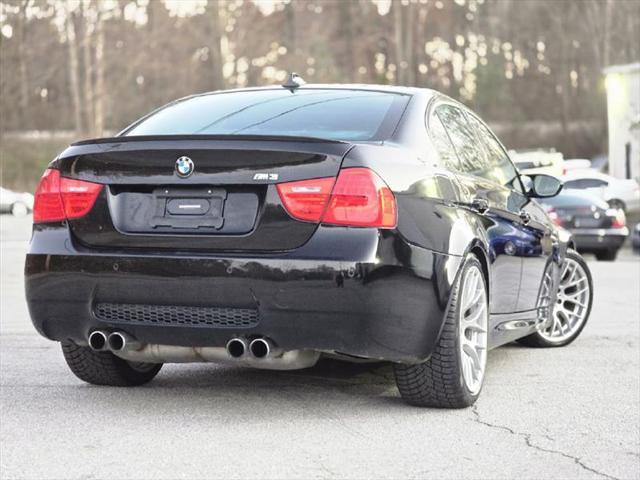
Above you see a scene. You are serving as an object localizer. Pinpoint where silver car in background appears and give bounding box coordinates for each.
[0,187,34,216]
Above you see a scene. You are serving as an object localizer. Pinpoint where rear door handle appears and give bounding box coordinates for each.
[471,198,489,214]
[519,210,531,225]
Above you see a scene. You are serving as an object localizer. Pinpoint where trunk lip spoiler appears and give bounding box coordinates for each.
[71,134,351,147]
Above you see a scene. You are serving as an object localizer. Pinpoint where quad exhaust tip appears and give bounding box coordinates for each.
[249,338,271,359]
[88,330,108,351]
[107,332,141,352]
[226,338,248,358]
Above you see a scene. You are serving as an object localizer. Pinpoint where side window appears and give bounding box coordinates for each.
[436,105,490,176]
[583,179,607,188]
[428,110,459,170]
[565,179,606,189]
[564,180,583,189]
[466,113,522,192]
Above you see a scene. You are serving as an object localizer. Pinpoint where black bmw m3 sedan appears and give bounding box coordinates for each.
[25,81,594,408]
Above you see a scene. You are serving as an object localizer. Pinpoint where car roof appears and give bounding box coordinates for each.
[561,170,611,181]
[191,83,435,97]
[169,85,437,108]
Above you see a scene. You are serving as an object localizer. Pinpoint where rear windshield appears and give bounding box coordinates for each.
[123,89,409,141]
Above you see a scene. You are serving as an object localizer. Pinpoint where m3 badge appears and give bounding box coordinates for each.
[253,173,279,181]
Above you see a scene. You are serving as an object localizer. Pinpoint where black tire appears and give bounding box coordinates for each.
[595,249,617,261]
[517,250,593,348]
[607,199,626,212]
[393,254,487,408]
[61,342,162,386]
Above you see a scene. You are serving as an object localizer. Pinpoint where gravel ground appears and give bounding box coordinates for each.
[1,214,638,480]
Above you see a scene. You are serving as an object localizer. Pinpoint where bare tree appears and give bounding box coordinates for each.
[81,1,94,135]
[209,1,225,91]
[65,5,82,135]
[93,7,105,137]
[15,0,30,127]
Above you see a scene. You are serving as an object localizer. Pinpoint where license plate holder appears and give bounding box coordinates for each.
[574,217,600,228]
[150,187,227,229]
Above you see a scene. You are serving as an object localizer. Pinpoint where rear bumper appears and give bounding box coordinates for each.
[570,227,628,251]
[25,225,462,363]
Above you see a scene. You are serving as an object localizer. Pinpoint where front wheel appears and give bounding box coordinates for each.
[517,250,593,348]
[394,254,488,408]
[61,342,162,386]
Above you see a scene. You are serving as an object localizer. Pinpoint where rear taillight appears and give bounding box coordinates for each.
[276,167,397,228]
[606,208,626,228]
[544,206,563,226]
[276,177,335,222]
[322,168,397,228]
[33,169,103,223]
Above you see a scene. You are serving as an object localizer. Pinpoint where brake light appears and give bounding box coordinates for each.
[33,169,65,223]
[323,168,397,227]
[275,177,335,222]
[606,208,626,228]
[276,168,397,228]
[544,206,563,226]
[33,169,103,223]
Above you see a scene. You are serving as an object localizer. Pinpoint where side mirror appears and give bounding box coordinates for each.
[522,174,563,198]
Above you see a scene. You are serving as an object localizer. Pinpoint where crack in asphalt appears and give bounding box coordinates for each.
[470,406,620,480]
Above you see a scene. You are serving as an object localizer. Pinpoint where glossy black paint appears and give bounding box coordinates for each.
[25,85,569,363]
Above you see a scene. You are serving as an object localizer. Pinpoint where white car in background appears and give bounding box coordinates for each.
[0,187,34,216]
[562,159,592,174]
[561,171,640,212]
[509,149,564,177]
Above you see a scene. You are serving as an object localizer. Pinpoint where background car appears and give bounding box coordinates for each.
[540,190,629,260]
[509,149,564,177]
[632,223,640,251]
[562,158,592,174]
[0,187,34,216]
[561,170,640,212]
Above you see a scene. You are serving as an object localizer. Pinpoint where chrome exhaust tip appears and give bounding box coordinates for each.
[249,338,271,359]
[226,338,248,358]
[88,330,108,351]
[107,332,141,352]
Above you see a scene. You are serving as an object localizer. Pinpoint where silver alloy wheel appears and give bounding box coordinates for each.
[538,257,591,343]
[459,265,488,395]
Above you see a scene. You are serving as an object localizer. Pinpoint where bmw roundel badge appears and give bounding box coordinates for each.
[175,156,194,178]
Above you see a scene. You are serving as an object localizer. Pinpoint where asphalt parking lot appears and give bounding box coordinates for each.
[1,214,638,480]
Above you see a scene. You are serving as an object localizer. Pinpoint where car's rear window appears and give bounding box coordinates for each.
[123,89,409,141]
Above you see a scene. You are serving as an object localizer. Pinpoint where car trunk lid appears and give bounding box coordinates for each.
[54,135,353,252]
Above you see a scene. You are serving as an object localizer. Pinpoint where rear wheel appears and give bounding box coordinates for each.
[61,342,162,386]
[595,249,617,261]
[517,250,592,348]
[394,254,488,408]
[607,199,626,212]
[10,202,28,217]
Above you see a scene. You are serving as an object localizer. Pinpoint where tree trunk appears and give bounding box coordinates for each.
[338,0,354,81]
[82,1,94,135]
[209,1,225,91]
[93,10,105,137]
[406,1,415,86]
[66,8,83,135]
[393,1,405,85]
[16,0,30,128]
